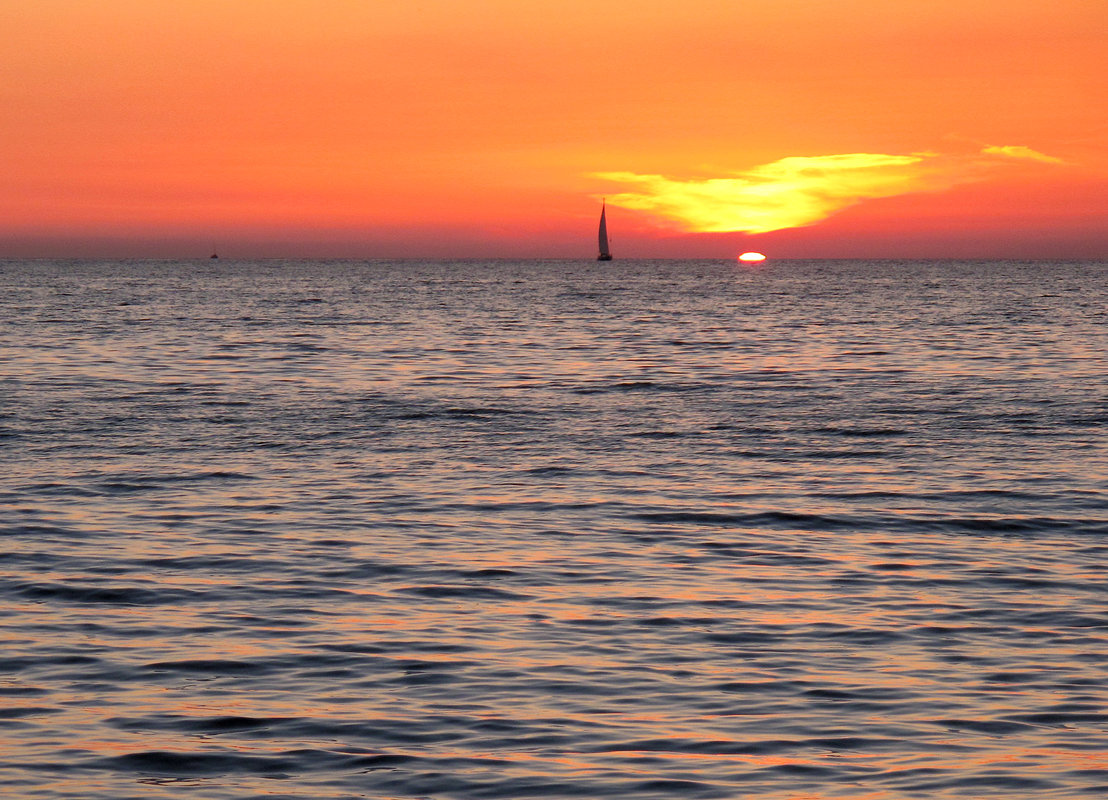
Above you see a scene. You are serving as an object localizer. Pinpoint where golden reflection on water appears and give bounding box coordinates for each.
[6,259,1108,798]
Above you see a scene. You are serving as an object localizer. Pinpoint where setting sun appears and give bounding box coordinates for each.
[739,252,767,262]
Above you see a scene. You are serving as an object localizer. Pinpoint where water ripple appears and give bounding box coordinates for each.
[3,258,1108,799]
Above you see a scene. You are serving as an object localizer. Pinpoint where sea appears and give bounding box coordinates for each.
[2,257,1107,800]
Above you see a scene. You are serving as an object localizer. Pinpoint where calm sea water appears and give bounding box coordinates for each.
[3,258,1108,799]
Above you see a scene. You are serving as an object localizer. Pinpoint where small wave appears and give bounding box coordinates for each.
[816,628,908,645]
[765,763,840,777]
[0,706,60,719]
[396,405,522,420]
[0,685,49,696]
[100,749,299,776]
[442,406,519,417]
[0,523,84,539]
[285,342,330,352]
[981,672,1041,684]
[634,509,855,530]
[630,430,690,439]
[319,561,411,580]
[572,380,715,395]
[142,659,267,675]
[794,448,888,459]
[137,555,281,572]
[895,773,1061,792]
[932,718,1036,735]
[811,426,908,437]
[454,567,519,578]
[594,737,793,755]
[109,714,291,734]
[397,584,532,601]
[14,482,102,497]
[1006,710,1108,725]
[930,516,1108,535]
[95,471,257,494]
[702,631,780,646]
[524,465,579,476]
[634,508,1108,536]
[10,582,197,606]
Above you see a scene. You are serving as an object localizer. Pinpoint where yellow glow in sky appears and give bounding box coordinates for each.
[597,146,1069,234]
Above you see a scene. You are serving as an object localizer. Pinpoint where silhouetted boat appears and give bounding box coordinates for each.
[597,201,612,261]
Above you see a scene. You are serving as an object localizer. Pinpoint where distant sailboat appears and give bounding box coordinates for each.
[597,201,613,261]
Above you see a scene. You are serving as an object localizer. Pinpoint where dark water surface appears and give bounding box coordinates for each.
[3,258,1108,799]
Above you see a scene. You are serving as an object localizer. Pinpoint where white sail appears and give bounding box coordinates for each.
[598,202,612,260]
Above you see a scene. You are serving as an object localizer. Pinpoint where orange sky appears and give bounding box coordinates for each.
[1,0,1105,258]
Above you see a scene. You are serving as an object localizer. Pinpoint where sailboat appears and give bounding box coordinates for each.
[597,201,613,261]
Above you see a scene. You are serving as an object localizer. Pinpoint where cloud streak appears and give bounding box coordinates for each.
[980,145,1066,165]
[595,146,1064,234]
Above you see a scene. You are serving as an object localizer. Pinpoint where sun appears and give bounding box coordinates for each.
[738,252,766,262]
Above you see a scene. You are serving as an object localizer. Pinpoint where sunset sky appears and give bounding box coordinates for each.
[2,0,1104,258]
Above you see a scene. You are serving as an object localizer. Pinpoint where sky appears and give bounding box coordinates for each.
[1,0,1105,258]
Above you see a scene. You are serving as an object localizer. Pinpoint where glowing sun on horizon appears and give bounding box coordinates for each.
[738,252,766,262]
